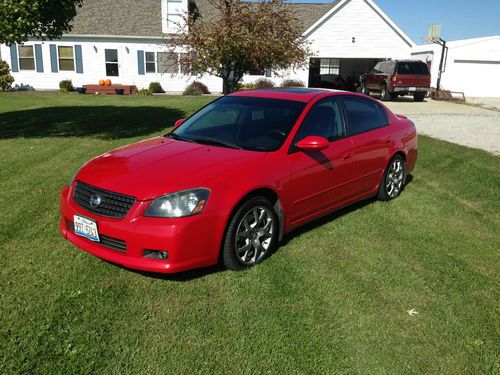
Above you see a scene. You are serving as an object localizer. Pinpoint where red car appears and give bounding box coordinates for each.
[59,89,417,273]
[360,60,431,102]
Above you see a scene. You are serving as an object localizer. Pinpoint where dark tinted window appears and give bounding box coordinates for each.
[173,96,305,151]
[295,98,345,142]
[343,97,388,136]
[397,61,429,75]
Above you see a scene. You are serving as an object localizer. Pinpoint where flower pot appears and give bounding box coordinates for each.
[76,87,87,94]
[115,88,125,95]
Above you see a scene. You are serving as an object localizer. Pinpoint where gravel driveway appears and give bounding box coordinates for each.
[384,99,500,155]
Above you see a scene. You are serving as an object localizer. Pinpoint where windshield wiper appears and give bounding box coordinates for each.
[164,133,195,143]
[189,137,243,150]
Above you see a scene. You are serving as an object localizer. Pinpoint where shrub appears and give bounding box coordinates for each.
[59,79,73,93]
[183,81,210,96]
[13,83,35,92]
[281,79,305,88]
[137,88,152,96]
[148,82,164,94]
[254,78,275,89]
[0,60,15,92]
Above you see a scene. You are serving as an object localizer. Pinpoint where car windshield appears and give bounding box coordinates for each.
[397,62,429,75]
[169,96,306,151]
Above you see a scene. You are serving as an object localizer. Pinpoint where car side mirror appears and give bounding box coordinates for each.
[174,119,185,128]
[295,136,329,152]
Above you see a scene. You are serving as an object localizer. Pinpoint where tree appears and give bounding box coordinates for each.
[174,0,310,94]
[0,0,83,45]
[0,59,14,91]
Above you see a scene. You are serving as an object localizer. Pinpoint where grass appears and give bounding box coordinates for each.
[0,92,499,374]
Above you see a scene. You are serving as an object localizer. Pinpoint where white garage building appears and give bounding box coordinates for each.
[0,0,415,93]
[412,36,500,97]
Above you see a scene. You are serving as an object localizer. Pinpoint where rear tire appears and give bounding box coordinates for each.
[222,197,278,271]
[414,92,426,102]
[377,155,406,201]
[380,85,391,101]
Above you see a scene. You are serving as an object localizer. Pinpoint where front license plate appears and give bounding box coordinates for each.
[74,215,100,242]
[409,87,416,92]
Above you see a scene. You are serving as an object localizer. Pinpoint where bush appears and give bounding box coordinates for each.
[183,81,210,96]
[148,82,164,94]
[281,79,305,88]
[0,60,15,92]
[59,79,73,93]
[182,81,210,95]
[13,83,35,92]
[137,88,152,96]
[254,78,275,89]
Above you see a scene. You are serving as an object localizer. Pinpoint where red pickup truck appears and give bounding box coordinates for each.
[360,60,431,102]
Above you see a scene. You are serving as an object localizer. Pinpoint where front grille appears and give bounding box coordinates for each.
[73,181,136,218]
[66,219,127,253]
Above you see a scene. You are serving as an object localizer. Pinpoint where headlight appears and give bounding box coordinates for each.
[144,188,210,218]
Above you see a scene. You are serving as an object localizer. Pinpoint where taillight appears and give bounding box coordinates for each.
[391,75,397,84]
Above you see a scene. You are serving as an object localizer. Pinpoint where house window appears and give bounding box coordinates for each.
[166,0,183,29]
[58,46,75,71]
[145,52,156,73]
[320,58,340,75]
[19,46,35,71]
[105,49,119,76]
[158,52,178,74]
[248,68,265,76]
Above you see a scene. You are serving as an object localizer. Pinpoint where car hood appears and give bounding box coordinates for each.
[76,137,268,200]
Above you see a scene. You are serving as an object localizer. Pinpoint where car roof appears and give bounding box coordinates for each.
[229,88,343,103]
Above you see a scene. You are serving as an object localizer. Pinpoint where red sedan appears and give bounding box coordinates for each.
[59,88,417,273]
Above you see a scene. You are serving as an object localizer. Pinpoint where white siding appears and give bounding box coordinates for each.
[1,38,223,93]
[305,0,413,60]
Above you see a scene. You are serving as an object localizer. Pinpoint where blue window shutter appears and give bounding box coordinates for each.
[75,45,83,73]
[50,44,58,73]
[34,44,44,73]
[10,44,19,72]
[137,50,145,75]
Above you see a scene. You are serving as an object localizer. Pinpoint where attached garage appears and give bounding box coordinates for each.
[411,36,500,97]
[297,0,414,90]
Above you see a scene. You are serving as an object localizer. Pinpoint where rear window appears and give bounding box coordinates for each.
[397,62,429,75]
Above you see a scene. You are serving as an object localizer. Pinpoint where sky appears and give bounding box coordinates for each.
[291,0,500,44]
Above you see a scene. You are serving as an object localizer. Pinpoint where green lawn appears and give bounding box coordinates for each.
[0,92,498,374]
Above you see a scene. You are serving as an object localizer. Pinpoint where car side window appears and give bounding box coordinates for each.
[343,97,388,136]
[294,98,345,143]
[373,63,382,73]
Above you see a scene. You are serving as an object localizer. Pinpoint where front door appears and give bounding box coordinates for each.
[287,97,356,226]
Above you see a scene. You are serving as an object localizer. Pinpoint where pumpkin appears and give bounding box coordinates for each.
[99,79,105,86]
[105,79,112,86]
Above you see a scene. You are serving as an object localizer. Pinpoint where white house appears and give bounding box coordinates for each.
[412,36,500,97]
[0,0,415,93]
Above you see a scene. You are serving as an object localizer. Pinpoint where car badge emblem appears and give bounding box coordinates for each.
[89,194,102,209]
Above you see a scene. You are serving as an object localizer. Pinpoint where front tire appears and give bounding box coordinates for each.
[377,155,406,201]
[222,197,278,271]
[361,83,369,96]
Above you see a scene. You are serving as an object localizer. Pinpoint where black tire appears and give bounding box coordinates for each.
[380,85,391,101]
[361,83,369,96]
[377,155,406,201]
[222,197,279,271]
[414,92,426,102]
[390,93,398,100]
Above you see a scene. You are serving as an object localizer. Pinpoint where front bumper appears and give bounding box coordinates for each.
[59,184,225,273]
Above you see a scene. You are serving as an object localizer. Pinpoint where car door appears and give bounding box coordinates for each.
[287,97,356,226]
[365,62,382,90]
[340,96,392,196]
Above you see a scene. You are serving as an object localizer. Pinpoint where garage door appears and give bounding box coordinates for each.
[443,60,500,97]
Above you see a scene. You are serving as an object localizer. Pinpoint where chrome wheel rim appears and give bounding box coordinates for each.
[386,159,404,198]
[235,206,274,265]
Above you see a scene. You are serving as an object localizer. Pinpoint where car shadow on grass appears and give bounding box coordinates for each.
[0,106,184,139]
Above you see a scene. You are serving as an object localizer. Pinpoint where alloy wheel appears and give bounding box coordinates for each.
[234,206,274,265]
[386,159,404,198]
